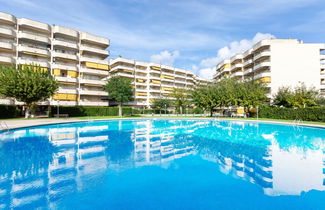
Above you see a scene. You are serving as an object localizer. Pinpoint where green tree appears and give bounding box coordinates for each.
[191,85,222,116]
[170,88,189,114]
[0,64,58,118]
[151,98,172,114]
[239,80,268,110]
[273,86,294,107]
[104,76,133,117]
[273,83,318,108]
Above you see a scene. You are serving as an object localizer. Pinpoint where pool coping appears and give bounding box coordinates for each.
[1,117,325,132]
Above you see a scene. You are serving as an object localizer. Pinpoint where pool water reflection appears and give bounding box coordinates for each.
[0,120,324,209]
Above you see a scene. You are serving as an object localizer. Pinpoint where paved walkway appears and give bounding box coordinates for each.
[0,118,87,130]
[1,117,324,131]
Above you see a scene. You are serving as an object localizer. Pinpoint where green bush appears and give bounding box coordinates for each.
[0,105,19,118]
[50,106,137,117]
[259,107,325,122]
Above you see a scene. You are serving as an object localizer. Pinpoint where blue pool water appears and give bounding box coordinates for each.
[0,119,325,210]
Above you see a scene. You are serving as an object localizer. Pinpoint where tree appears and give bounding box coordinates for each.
[170,88,189,114]
[273,86,294,107]
[0,64,58,118]
[151,98,172,114]
[104,76,133,117]
[273,83,318,108]
[191,85,222,117]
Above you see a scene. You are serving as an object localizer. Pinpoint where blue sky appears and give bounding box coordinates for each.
[1,0,324,78]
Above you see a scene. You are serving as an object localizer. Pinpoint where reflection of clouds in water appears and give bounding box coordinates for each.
[0,120,324,209]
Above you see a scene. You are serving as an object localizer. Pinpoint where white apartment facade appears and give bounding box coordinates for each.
[0,12,110,106]
[110,57,210,108]
[214,39,325,97]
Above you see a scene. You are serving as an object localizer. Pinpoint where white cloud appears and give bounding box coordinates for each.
[150,50,180,66]
[198,32,275,79]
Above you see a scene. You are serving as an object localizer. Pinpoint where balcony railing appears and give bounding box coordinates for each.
[52,25,79,38]
[52,51,78,61]
[0,12,16,24]
[17,58,50,68]
[79,90,107,96]
[18,31,50,44]
[0,42,15,51]
[80,45,109,57]
[253,61,271,71]
[0,55,15,64]
[254,50,271,61]
[52,39,78,49]
[79,78,106,86]
[79,67,108,76]
[80,32,109,47]
[0,27,16,37]
[18,18,51,33]
[55,76,77,83]
[52,63,78,71]
[80,56,109,65]
[18,45,50,57]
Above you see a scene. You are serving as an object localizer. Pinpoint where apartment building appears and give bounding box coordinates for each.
[214,39,325,97]
[0,12,110,106]
[110,57,210,108]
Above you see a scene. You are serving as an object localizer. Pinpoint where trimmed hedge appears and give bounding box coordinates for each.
[259,107,325,122]
[0,105,19,119]
[50,106,135,117]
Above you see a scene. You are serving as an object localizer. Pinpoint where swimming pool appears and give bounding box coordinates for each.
[0,119,324,209]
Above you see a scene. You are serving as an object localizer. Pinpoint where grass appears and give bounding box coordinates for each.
[1,115,325,126]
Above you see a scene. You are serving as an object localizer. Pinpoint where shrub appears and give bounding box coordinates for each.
[50,106,136,117]
[0,105,19,119]
[259,107,325,122]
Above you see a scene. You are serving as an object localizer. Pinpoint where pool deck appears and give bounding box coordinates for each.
[1,117,325,131]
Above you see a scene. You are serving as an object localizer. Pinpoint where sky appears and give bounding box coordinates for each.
[1,0,324,79]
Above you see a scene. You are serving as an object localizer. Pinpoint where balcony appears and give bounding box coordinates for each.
[80,45,109,57]
[243,59,253,67]
[18,31,50,44]
[175,80,187,85]
[79,101,108,106]
[320,54,325,61]
[149,89,161,93]
[135,68,147,74]
[253,61,271,71]
[254,72,271,80]
[79,67,108,76]
[0,42,15,51]
[0,27,16,37]
[0,55,15,64]
[230,63,243,72]
[55,76,77,83]
[79,89,107,96]
[254,51,271,61]
[52,63,78,71]
[0,12,16,24]
[116,72,134,78]
[79,78,106,86]
[230,71,243,78]
[17,58,50,68]
[52,39,78,49]
[18,45,50,57]
[80,56,108,65]
[18,18,51,33]
[50,100,78,106]
[80,32,109,47]
[52,51,78,61]
[57,88,78,94]
[243,68,253,75]
[52,25,79,39]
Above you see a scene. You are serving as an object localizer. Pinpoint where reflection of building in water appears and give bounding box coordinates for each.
[196,123,325,196]
[132,120,210,166]
[0,124,109,209]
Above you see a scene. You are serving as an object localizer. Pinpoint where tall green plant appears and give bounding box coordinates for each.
[0,64,58,118]
[170,88,189,114]
[104,76,133,117]
[152,98,172,114]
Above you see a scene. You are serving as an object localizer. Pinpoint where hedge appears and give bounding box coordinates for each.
[50,106,135,117]
[0,105,19,119]
[258,107,325,122]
